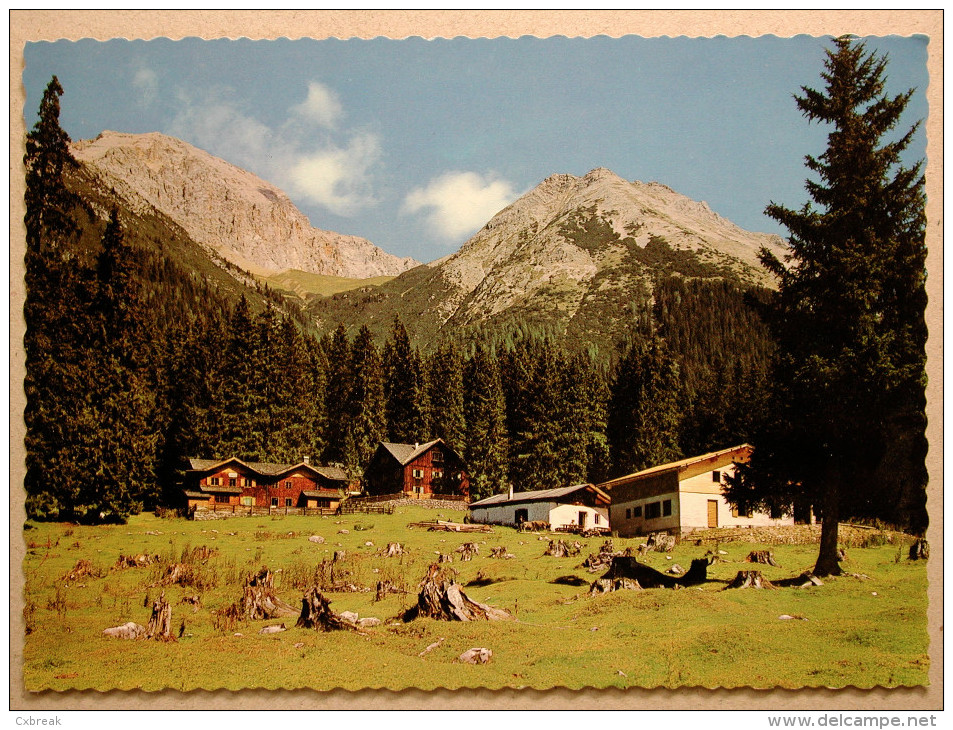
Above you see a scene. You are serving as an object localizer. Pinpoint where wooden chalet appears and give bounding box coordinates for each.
[362,439,470,500]
[184,457,349,515]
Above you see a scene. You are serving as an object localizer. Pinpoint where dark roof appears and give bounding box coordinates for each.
[301,490,342,499]
[380,439,443,465]
[187,457,344,480]
[314,465,349,481]
[469,483,609,509]
[183,490,210,500]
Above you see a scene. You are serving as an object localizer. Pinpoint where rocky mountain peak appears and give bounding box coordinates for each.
[71,131,419,279]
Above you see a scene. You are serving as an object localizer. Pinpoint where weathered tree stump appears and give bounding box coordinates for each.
[437,553,453,563]
[746,550,778,566]
[380,542,404,557]
[146,592,175,640]
[63,559,99,582]
[909,538,929,561]
[651,533,677,553]
[333,550,347,562]
[589,577,642,595]
[544,539,582,558]
[593,555,711,590]
[239,567,297,620]
[374,580,400,602]
[296,586,352,631]
[403,564,512,622]
[186,545,217,562]
[724,570,775,590]
[455,542,479,561]
[489,546,514,559]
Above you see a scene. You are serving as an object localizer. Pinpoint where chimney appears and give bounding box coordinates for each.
[508,484,514,500]
[414,442,419,450]
[303,455,310,465]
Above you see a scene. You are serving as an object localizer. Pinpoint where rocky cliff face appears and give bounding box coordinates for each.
[70,131,419,279]
[307,167,786,351]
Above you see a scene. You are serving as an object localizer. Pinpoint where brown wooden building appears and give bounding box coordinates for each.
[183,457,349,513]
[362,439,470,500]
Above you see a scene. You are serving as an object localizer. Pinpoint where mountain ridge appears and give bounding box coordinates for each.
[70,131,420,280]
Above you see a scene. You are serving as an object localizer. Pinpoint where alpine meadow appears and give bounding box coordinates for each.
[19,34,931,694]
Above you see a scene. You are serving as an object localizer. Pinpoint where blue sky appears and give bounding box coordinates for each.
[23,34,929,263]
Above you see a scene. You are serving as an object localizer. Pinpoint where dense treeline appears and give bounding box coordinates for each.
[22,75,780,521]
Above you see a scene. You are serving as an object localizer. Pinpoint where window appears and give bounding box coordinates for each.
[412,469,424,479]
[285,481,292,488]
[633,506,643,518]
[662,499,672,517]
[241,496,253,507]
[285,498,293,507]
[210,477,220,486]
[645,502,661,520]
[625,508,631,519]
[712,470,722,483]
[271,498,278,507]
[431,450,444,464]
[433,470,443,480]
[228,478,236,487]
[594,514,601,525]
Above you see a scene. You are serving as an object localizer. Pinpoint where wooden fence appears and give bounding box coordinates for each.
[192,504,337,520]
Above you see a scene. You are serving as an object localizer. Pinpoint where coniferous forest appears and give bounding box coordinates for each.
[22,64,927,537]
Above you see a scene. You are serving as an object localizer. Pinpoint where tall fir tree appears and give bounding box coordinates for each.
[463,345,509,500]
[425,343,467,450]
[344,326,386,470]
[607,336,682,478]
[383,315,427,443]
[726,37,927,575]
[322,324,353,464]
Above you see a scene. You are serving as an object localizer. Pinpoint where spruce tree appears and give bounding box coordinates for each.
[344,326,386,470]
[463,346,509,500]
[607,336,682,478]
[726,37,927,575]
[425,343,467,450]
[322,325,353,464]
[383,315,427,443]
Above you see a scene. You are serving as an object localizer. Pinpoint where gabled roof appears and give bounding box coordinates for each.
[469,483,610,509]
[187,456,345,480]
[598,445,753,492]
[379,439,445,466]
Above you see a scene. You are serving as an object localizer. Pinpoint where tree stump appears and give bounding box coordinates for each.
[296,586,352,631]
[745,550,778,566]
[103,621,146,639]
[589,577,642,595]
[146,592,175,640]
[240,567,297,620]
[489,546,513,559]
[333,550,347,562]
[380,542,404,557]
[403,564,512,622]
[437,553,453,563]
[909,538,929,561]
[544,539,581,558]
[374,580,399,602]
[724,570,775,590]
[455,543,479,561]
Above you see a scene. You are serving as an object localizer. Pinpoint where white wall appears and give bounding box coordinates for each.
[679,491,793,531]
[609,491,680,537]
[470,501,608,529]
[549,503,609,531]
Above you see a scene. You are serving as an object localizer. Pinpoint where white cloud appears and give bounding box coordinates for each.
[291,81,343,129]
[132,68,158,107]
[167,81,379,217]
[286,132,381,216]
[403,171,519,240]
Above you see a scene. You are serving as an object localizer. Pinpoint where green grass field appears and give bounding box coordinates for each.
[21,507,929,691]
[260,270,395,299]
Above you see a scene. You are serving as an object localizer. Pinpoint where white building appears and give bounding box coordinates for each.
[468,483,611,532]
[599,445,796,537]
